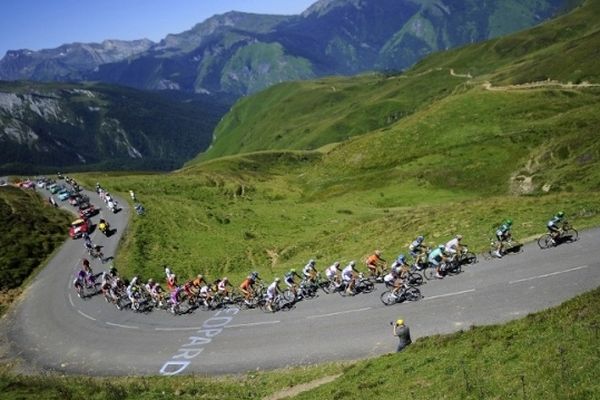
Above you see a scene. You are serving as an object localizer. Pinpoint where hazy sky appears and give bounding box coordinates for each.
[0,0,318,57]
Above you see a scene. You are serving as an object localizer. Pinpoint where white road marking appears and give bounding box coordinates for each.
[509,265,589,285]
[68,293,75,307]
[225,321,281,329]
[307,307,371,319]
[154,326,204,332]
[77,310,97,321]
[423,289,476,301]
[106,322,139,330]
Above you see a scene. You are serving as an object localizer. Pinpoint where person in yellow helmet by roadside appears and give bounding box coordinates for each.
[392,318,412,352]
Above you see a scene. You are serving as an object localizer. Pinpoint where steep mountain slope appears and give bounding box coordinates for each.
[199,0,600,162]
[0,1,571,96]
[0,82,229,174]
[0,39,153,81]
[72,1,600,284]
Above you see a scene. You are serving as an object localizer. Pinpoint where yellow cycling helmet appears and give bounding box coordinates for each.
[396,319,404,325]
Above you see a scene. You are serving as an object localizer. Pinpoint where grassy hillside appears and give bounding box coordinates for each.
[198,0,600,162]
[2,286,598,399]
[0,186,71,314]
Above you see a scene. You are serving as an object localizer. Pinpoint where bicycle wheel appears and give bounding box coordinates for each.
[404,286,422,301]
[537,234,552,249]
[408,272,423,286]
[461,252,477,265]
[447,261,461,276]
[380,291,397,306]
[360,280,375,294]
[423,266,435,280]
[562,228,579,243]
[282,289,295,302]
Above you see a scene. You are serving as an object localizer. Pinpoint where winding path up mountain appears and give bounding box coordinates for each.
[1,186,599,376]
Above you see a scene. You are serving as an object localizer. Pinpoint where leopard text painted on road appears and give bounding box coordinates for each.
[159,307,239,375]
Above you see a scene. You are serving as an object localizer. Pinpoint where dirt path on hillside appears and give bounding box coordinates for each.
[447,67,599,91]
[263,374,341,400]
[482,80,600,91]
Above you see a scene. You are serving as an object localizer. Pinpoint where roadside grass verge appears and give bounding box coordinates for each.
[0,186,71,315]
[1,287,598,399]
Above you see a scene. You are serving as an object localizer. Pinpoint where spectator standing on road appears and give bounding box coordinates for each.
[392,319,412,352]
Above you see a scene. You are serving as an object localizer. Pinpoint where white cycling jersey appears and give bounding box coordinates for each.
[383,273,395,284]
[342,265,354,282]
[266,282,278,299]
[445,238,460,254]
[217,281,227,292]
[325,265,338,280]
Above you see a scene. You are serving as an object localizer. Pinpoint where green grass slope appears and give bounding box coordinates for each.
[198,0,600,162]
[0,186,71,314]
[2,287,598,399]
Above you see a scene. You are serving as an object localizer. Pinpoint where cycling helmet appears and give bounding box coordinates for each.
[290,268,296,273]
[148,278,154,284]
[456,234,463,240]
[375,250,381,256]
[506,219,513,226]
[416,235,424,243]
[334,261,340,269]
[223,277,228,282]
[557,211,564,217]
[350,261,356,268]
[396,319,404,325]
[274,277,281,282]
[397,254,406,263]
[309,259,316,265]
[438,244,445,250]
[252,271,259,277]
[197,274,203,280]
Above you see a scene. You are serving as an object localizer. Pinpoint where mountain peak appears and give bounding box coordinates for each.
[301,0,365,17]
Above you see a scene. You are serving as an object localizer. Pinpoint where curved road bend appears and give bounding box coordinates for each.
[1,187,599,376]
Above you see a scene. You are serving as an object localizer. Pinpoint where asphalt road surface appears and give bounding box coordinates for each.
[1,185,599,376]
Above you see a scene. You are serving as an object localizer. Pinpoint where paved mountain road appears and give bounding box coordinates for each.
[1,187,599,376]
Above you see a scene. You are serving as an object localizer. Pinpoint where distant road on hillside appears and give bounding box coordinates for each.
[1,186,599,376]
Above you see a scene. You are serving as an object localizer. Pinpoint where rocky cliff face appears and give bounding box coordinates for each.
[0,82,228,173]
[0,39,154,81]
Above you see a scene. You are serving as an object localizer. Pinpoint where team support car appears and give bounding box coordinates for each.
[69,193,89,206]
[58,189,72,201]
[78,203,98,219]
[50,184,64,194]
[69,218,89,239]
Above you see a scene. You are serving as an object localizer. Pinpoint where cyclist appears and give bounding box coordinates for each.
[98,218,109,235]
[342,261,358,295]
[127,276,142,308]
[427,244,448,279]
[409,235,428,269]
[217,277,232,299]
[445,234,463,261]
[81,258,94,285]
[391,254,410,280]
[265,277,282,312]
[383,267,404,296]
[165,267,177,292]
[495,219,513,257]
[170,285,183,314]
[366,250,386,278]
[240,272,260,304]
[325,261,341,286]
[547,211,565,244]
[302,259,318,283]
[284,269,302,299]
[145,278,164,306]
[73,270,87,296]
